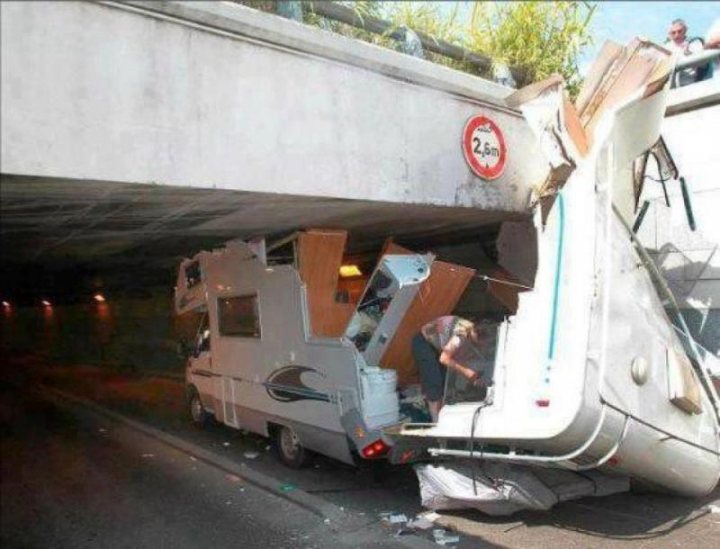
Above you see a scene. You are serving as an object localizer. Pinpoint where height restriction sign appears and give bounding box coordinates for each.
[462,115,507,180]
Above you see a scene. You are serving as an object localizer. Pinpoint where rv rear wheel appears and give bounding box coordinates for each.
[188,388,210,426]
[275,425,311,468]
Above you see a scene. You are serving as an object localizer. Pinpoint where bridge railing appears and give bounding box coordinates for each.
[269,0,525,87]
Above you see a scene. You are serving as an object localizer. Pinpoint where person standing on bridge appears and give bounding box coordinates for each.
[411,315,487,422]
[666,18,704,85]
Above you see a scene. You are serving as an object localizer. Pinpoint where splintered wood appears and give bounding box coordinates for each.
[379,240,475,386]
[513,38,671,198]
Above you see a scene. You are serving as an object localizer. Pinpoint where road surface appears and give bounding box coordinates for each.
[0,370,413,548]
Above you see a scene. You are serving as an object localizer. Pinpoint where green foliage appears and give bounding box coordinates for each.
[467,2,596,93]
[232,1,596,93]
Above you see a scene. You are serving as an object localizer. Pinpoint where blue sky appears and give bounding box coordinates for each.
[437,1,719,72]
[581,1,720,71]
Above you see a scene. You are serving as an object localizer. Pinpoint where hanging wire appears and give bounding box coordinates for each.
[475,274,533,291]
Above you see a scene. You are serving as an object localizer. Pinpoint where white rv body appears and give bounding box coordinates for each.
[175,240,432,464]
[394,79,720,497]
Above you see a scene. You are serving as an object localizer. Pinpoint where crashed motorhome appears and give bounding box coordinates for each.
[175,39,719,508]
[175,229,479,467]
[399,39,720,512]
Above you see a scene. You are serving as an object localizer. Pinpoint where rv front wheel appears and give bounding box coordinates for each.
[188,388,210,426]
[275,425,311,468]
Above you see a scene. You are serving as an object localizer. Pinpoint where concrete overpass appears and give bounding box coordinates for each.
[0,1,550,300]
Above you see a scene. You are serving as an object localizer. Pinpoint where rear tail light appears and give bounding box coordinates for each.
[361,439,389,459]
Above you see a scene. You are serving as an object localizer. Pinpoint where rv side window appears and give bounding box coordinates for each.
[185,261,202,288]
[218,295,261,338]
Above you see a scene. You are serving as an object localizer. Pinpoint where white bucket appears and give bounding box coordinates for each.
[361,367,399,429]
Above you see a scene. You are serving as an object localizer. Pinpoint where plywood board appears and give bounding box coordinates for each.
[584,54,657,140]
[380,259,475,387]
[486,267,523,314]
[563,93,588,157]
[297,229,353,337]
[381,239,414,256]
[575,41,624,117]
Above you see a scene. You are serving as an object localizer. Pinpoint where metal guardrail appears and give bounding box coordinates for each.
[675,49,720,71]
[274,0,525,86]
[671,49,719,88]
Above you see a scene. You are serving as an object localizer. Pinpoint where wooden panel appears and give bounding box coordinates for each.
[380,259,475,387]
[584,54,656,140]
[563,93,588,157]
[381,239,414,256]
[575,41,624,117]
[486,267,522,314]
[297,229,353,337]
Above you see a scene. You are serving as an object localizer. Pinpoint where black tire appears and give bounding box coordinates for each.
[188,387,210,427]
[274,424,311,469]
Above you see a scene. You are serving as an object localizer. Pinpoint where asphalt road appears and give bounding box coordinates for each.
[0,377,412,548]
[2,358,719,549]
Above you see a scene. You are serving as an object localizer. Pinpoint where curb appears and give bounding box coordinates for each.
[37,385,437,548]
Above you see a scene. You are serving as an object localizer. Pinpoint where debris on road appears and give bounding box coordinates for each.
[243,451,259,459]
[407,515,435,530]
[432,528,460,546]
[222,442,230,447]
[380,512,408,524]
[141,453,154,458]
[280,483,297,493]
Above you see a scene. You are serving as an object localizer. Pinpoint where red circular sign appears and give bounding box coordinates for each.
[462,115,507,180]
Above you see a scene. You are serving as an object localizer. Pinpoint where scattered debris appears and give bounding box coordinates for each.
[280,483,297,493]
[380,512,408,524]
[98,428,107,433]
[226,474,242,483]
[432,528,460,546]
[243,451,259,459]
[707,504,720,514]
[407,516,435,530]
[323,518,331,525]
[189,456,197,462]
[225,500,232,506]
[222,442,231,447]
[264,445,271,451]
[141,453,154,458]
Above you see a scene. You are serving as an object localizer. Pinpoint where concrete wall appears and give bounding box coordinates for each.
[0,295,185,373]
[637,94,720,355]
[0,1,547,212]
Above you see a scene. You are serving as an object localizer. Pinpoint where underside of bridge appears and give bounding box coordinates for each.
[0,174,524,304]
[0,1,546,305]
